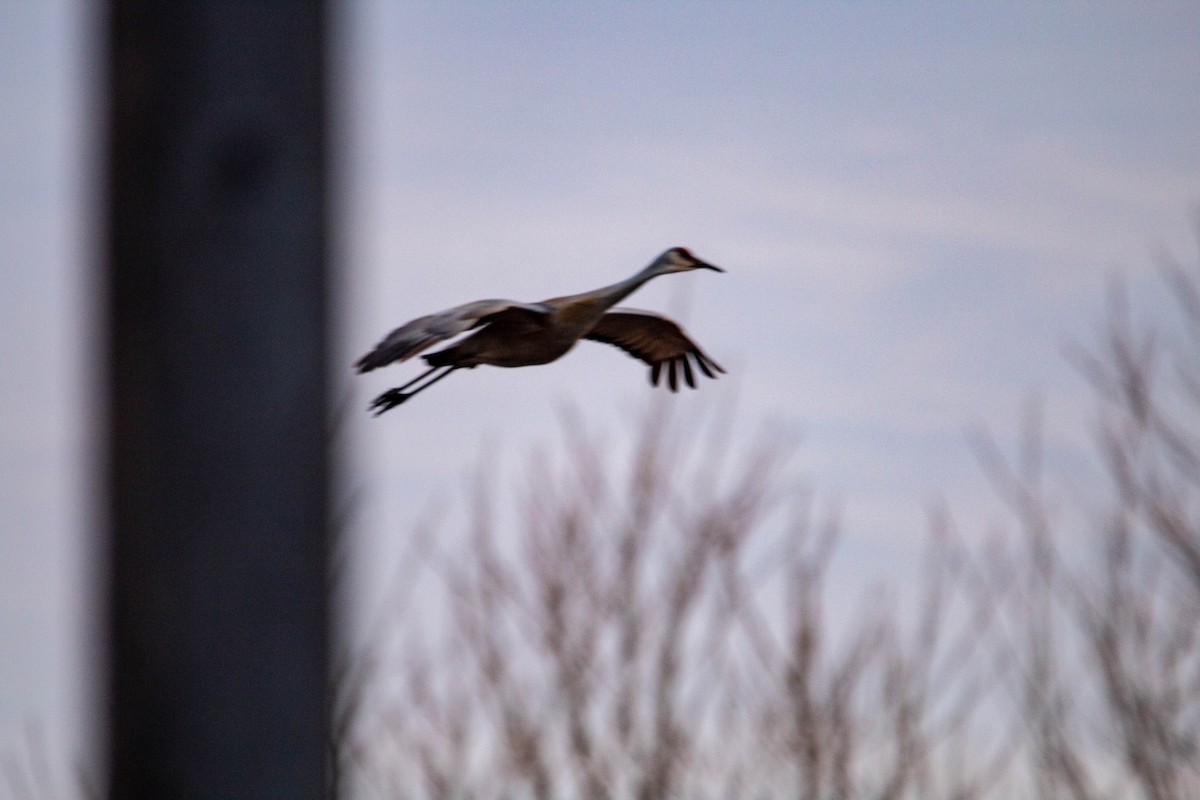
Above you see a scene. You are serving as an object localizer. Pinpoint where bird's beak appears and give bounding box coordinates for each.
[697,260,724,273]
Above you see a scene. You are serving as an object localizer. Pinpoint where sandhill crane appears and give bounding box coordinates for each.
[355,247,725,414]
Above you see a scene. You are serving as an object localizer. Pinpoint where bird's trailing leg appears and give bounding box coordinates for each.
[369,366,460,415]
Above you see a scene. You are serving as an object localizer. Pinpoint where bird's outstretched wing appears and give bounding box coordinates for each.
[584,308,725,391]
[355,299,552,372]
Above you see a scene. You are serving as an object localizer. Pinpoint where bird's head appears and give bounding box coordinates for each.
[649,247,724,275]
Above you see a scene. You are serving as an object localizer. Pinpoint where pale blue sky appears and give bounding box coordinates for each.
[2,0,1198,776]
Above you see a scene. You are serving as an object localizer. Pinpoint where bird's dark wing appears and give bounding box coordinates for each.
[355,299,552,372]
[584,309,725,392]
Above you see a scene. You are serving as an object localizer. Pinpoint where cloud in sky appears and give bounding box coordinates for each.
[0,0,97,767]
[338,0,1199,621]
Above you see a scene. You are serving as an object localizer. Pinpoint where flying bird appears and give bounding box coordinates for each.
[355,247,726,414]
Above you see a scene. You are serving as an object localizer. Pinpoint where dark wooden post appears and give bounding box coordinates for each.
[105,4,329,797]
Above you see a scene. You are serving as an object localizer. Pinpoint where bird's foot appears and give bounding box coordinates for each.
[370,388,410,415]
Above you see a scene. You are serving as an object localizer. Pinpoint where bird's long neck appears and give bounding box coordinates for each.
[546,265,664,332]
[593,264,662,311]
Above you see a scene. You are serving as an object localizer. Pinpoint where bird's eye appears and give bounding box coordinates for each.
[675,247,692,260]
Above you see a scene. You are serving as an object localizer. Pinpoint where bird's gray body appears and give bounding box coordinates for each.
[356,247,725,413]
[425,303,575,368]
